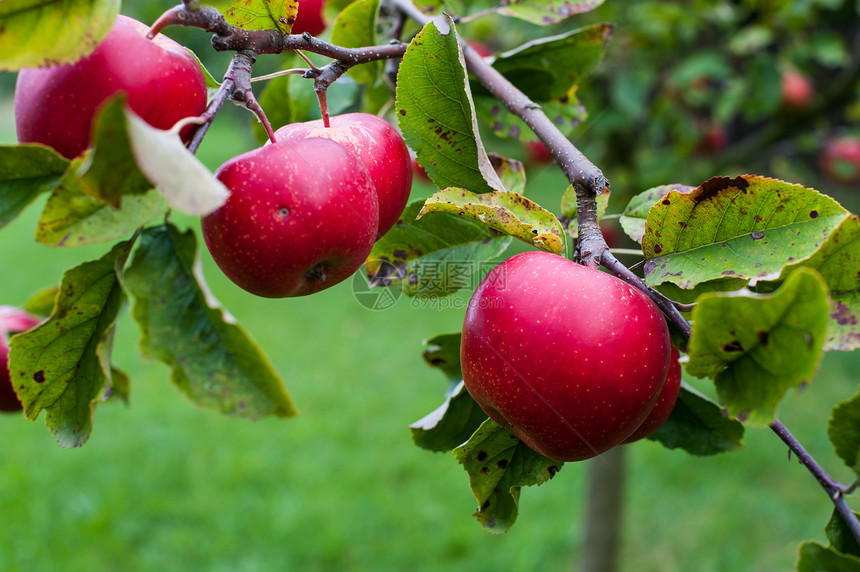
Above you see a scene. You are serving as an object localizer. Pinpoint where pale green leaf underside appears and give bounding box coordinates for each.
[497,0,604,25]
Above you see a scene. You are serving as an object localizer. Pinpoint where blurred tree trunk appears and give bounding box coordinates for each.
[580,445,626,572]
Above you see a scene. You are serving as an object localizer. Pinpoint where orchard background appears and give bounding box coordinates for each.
[1,0,860,570]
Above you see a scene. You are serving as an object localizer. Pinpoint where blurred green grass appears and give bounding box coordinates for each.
[1,100,860,572]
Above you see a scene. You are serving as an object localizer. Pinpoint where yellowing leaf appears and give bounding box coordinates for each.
[220,0,299,34]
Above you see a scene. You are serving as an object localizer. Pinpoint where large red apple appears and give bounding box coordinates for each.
[820,136,860,186]
[623,345,682,443]
[0,306,41,413]
[15,14,208,160]
[273,113,412,238]
[201,137,379,298]
[460,251,671,462]
[291,0,328,36]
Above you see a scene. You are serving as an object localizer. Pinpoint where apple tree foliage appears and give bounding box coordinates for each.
[2,0,860,567]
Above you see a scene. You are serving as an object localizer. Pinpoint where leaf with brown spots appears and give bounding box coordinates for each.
[643,175,850,289]
[686,267,829,426]
[331,0,380,84]
[0,0,118,71]
[453,419,561,533]
[217,0,299,34]
[619,183,695,244]
[395,15,504,194]
[418,187,566,254]
[8,239,133,447]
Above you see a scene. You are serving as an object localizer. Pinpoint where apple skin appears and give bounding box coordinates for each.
[273,113,412,237]
[0,306,42,413]
[460,251,672,462]
[820,136,860,186]
[201,137,379,298]
[622,346,682,443]
[15,14,208,160]
[291,0,327,36]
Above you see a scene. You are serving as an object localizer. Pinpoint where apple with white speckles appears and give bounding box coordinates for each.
[0,306,41,413]
[623,345,682,443]
[460,250,672,461]
[273,113,412,238]
[201,137,379,298]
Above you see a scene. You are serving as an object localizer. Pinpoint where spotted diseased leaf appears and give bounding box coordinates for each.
[395,15,504,194]
[497,0,604,25]
[828,388,860,475]
[0,144,69,230]
[797,542,860,572]
[686,267,830,426]
[453,419,562,533]
[418,188,565,254]
[331,0,380,84]
[619,183,696,244]
[475,94,586,143]
[0,0,119,71]
[123,224,296,419]
[491,24,613,101]
[366,200,512,298]
[411,381,488,452]
[488,154,526,195]
[8,239,133,447]
[643,176,849,289]
[646,384,745,456]
[36,157,168,247]
[221,0,299,34]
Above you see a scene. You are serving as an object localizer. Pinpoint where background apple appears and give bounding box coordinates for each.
[819,135,860,186]
[291,0,328,36]
[202,137,379,298]
[460,251,672,462]
[0,306,41,413]
[780,68,814,111]
[623,346,682,443]
[15,14,208,160]
[274,113,413,237]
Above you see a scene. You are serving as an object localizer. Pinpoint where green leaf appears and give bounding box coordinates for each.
[491,24,613,101]
[828,388,860,475]
[8,239,133,447]
[123,224,296,419]
[0,0,119,71]
[422,332,463,386]
[497,0,604,25]
[36,158,168,247]
[395,15,504,194]
[686,267,830,426]
[411,381,488,452]
[366,200,512,298]
[453,418,562,533]
[0,144,69,230]
[219,0,299,34]
[827,509,860,558]
[642,176,849,289]
[331,0,381,85]
[78,96,153,207]
[418,188,566,254]
[645,384,745,456]
[797,542,860,572]
[619,183,695,244]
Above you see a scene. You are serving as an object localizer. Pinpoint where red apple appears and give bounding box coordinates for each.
[15,14,208,160]
[0,306,41,413]
[467,40,493,58]
[526,140,554,165]
[461,251,672,462]
[820,136,860,186]
[623,346,682,443]
[695,122,728,155]
[201,137,379,298]
[291,0,328,36]
[780,69,814,111]
[273,113,412,237]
